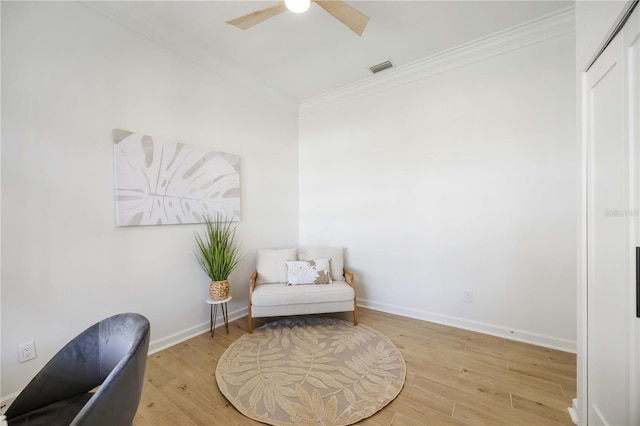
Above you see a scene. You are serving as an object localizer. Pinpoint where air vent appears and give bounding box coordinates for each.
[370,60,393,74]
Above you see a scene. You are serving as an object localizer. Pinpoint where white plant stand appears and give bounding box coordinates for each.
[206,296,231,337]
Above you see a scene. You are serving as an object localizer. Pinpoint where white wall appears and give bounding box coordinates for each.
[1,2,298,398]
[299,31,577,350]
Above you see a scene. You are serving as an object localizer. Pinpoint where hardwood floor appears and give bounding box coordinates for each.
[134,308,576,425]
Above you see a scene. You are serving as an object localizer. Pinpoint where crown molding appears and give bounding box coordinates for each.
[299,6,575,117]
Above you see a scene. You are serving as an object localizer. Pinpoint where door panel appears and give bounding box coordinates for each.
[585,32,629,426]
[624,8,640,425]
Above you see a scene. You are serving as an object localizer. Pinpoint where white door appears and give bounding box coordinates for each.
[585,31,630,426]
[625,9,640,425]
[585,7,640,424]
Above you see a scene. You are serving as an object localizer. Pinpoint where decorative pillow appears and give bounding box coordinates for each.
[286,258,332,285]
[256,248,298,284]
[303,247,344,281]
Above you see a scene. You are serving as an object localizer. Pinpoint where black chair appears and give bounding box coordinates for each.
[5,313,150,426]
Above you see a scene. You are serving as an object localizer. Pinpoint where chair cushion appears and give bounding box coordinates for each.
[252,281,354,307]
[286,259,332,285]
[8,393,93,426]
[304,247,345,281]
[256,248,297,284]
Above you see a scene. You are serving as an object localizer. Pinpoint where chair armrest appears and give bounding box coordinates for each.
[249,271,257,295]
[343,268,355,288]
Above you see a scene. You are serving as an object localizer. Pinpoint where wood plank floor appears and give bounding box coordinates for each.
[134,308,576,425]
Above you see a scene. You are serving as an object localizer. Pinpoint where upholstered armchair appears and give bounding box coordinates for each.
[5,313,150,426]
[248,247,358,333]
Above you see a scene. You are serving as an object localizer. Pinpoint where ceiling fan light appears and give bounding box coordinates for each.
[285,0,311,14]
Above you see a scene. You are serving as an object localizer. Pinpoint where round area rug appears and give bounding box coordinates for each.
[215,317,406,426]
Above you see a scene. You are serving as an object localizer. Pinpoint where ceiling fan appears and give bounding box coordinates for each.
[226,0,370,36]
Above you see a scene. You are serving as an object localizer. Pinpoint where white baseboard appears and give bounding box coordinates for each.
[148,305,248,354]
[567,398,578,425]
[0,394,18,415]
[358,298,576,353]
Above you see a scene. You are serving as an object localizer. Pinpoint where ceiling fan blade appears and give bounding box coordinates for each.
[315,0,369,36]
[226,2,288,30]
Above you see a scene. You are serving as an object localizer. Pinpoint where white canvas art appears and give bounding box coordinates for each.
[113,129,241,226]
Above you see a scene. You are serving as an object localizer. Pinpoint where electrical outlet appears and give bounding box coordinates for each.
[18,341,37,363]
[463,290,473,303]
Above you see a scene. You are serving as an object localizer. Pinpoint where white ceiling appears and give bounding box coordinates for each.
[87,1,572,102]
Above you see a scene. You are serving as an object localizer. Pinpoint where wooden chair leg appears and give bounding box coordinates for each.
[248,304,253,334]
[353,300,358,326]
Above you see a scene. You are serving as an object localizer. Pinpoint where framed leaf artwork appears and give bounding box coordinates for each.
[113,129,241,226]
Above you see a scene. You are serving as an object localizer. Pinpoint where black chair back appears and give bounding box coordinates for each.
[6,313,150,426]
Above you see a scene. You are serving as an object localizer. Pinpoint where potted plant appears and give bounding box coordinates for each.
[194,214,243,301]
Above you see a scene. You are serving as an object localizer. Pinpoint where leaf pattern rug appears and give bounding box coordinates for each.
[215,317,406,426]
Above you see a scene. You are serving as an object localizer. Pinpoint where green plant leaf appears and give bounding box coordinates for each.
[193,213,244,281]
